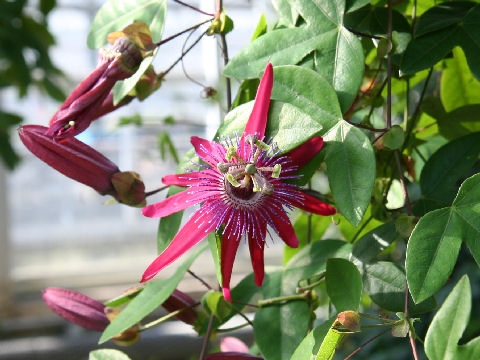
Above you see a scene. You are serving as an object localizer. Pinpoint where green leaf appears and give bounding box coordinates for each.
[441,47,480,112]
[254,272,311,360]
[363,261,437,314]
[251,13,268,40]
[401,2,480,79]
[208,232,222,288]
[89,349,132,360]
[224,0,364,112]
[407,174,480,303]
[425,275,480,360]
[351,221,400,265]
[326,258,362,312]
[272,0,298,26]
[290,318,336,360]
[99,241,208,343]
[315,321,345,360]
[323,122,376,226]
[271,65,342,134]
[344,4,411,37]
[203,291,231,321]
[283,240,353,292]
[87,0,167,49]
[283,213,331,265]
[413,132,480,215]
[406,207,463,303]
[113,53,155,105]
[383,125,405,150]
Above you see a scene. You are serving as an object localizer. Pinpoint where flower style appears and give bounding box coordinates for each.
[141,63,336,301]
[47,36,142,141]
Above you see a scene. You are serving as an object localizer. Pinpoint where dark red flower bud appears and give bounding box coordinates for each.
[161,289,198,325]
[205,353,263,360]
[47,37,143,140]
[42,287,109,331]
[18,125,119,196]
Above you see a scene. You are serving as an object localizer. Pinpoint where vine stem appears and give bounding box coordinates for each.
[188,269,214,290]
[139,302,200,330]
[216,0,232,111]
[384,0,418,357]
[343,328,391,360]
[173,0,215,16]
[258,293,308,307]
[145,185,169,197]
[161,29,208,78]
[155,18,213,47]
[198,313,215,360]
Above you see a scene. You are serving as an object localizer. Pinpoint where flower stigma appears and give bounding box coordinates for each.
[216,135,282,205]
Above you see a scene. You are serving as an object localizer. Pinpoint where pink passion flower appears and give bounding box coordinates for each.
[141,63,336,301]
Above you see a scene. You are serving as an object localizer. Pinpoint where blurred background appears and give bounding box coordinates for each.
[0,0,279,358]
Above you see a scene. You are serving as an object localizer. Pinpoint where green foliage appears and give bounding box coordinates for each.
[89,349,131,360]
[326,258,362,312]
[401,2,480,79]
[407,174,480,303]
[99,241,208,343]
[224,0,364,112]
[87,0,167,48]
[425,276,480,359]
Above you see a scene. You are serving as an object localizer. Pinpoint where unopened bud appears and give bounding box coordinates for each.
[336,310,360,332]
[19,125,119,197]
[161,289,198,325]
[42,287,109,331]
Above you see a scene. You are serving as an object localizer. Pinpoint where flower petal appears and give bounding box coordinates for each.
[248,221,266,287]
[221,212,242,302]
[242,63,273,140]
[141,211,213,282]
[283,137,324,173]
[268,210,299,248]
[291,192,336,216]
[191,136,226,167]
[142,187,216,218]
[162,171,217,187]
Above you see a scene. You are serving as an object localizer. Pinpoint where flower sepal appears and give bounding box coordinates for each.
[111,171,146,207]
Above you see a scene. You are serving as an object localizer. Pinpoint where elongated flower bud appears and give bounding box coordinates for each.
[161,289,198,325]
[47,37,143,140]
[18,125,119,196]
[42,287,109,331]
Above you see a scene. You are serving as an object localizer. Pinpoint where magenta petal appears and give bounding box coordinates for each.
[221,214,242,302]
[191,136,226,167]
[284,137,324,173]
[242,63,273,141]
[270,211,299,248]
[292,193,336,216]
[141,211,213,282]
[248,222,266,287]
[220,337,250,353]
[142,187,215,218]
[162,172,209,187]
